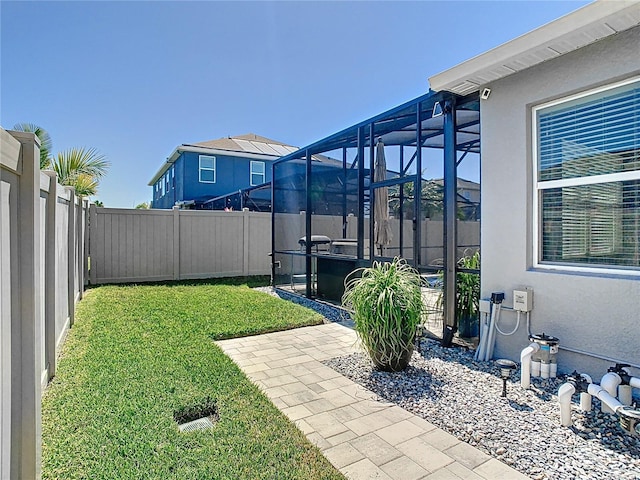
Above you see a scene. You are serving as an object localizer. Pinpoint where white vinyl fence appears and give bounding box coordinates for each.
[89,207,272,284]
[1,128,88,480]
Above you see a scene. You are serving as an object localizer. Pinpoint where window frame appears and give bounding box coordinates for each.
[199,155,216,184]
[250,160,265,186]
[532,76,640,276]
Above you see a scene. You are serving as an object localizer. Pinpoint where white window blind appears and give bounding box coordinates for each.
[535,79,640,272]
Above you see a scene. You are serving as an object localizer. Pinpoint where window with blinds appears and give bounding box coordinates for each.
[534,78,640,272]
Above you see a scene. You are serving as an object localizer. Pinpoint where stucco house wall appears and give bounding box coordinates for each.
[480,25,640,379]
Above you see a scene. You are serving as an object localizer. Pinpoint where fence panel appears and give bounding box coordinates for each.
[1,131,21,480]
[90,208,273,284]
[90,208,174,283]
[1,129,42,480]
[1,128,89,479]
[245,212,272,276]
[55,190,71,348]
[179,211,244,279]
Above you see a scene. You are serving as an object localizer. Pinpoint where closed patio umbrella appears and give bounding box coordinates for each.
[374,140,392,254]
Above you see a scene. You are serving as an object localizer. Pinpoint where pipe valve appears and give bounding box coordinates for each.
[608,363,632,384]
[566,371,592,393]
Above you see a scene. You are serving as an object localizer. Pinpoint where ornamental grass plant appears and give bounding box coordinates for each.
[342,257,424,372]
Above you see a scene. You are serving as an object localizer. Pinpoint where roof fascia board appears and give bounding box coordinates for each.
[429,1,640,93]
[148,145,280,185]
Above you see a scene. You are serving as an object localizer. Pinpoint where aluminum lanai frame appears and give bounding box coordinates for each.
[271,89,480,345]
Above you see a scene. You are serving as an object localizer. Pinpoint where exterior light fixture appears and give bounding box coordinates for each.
[496,359,517,397]
[432,102,443,117]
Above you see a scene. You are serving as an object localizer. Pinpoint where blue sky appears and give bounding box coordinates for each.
[1,0,589,208]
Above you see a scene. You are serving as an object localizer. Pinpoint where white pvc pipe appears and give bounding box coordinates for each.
[486,303,501,361]
[587,383,623,415]
[541,362,550,379]
[600,373,622,414]
[580,392,592,411]
[619,385,633,406]
[531,360,541,377]
[630,377,640,389]
[520,343,540,389]
[558,382,576,427]
[474,312,490,362]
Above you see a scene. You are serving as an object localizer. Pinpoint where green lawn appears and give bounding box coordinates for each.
[42,281,344,480]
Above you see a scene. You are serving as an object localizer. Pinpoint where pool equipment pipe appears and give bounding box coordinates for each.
[601,371,622,414]
[558,381,577,427]
[474,307,491,362]
[520,342,540,389]
[474,293,504,362]
[600,364,640,412]
[520,333,559,388]
[558,371,640,436]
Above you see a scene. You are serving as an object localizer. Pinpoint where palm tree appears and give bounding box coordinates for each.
[12,123,52,169]
[50,147,110,196]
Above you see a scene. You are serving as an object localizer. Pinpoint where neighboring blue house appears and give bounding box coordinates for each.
[149,133,299,209]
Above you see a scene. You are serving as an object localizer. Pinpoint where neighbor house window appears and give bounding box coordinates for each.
[199,155,216,183]
[533,77,640,274]
[250,161,265,186]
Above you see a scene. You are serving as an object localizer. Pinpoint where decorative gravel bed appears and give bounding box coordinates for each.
[326,343,640,480]
[255,288,640,480]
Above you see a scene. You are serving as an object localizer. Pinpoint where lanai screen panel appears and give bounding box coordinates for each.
[272,156,307,291]
[271,91,481,328]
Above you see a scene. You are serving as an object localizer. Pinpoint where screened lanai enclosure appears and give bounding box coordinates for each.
[272,90,480,343]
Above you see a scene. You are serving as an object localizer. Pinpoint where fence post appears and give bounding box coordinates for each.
[10,130,42,480]
[65,187,76,328]
[243,209,250,276]
[82,199,89,290]
[173,206,180,280]
[89,204,97,285]
[76,198,84,299]
[43,172,58,382]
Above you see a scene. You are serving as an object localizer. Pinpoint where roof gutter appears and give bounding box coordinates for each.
[429,1,640,95]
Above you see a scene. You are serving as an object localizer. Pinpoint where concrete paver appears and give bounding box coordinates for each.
[216,322,526,480]
[380,456,430,480]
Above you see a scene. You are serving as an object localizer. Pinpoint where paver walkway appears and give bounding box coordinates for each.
[216,322,529,480]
